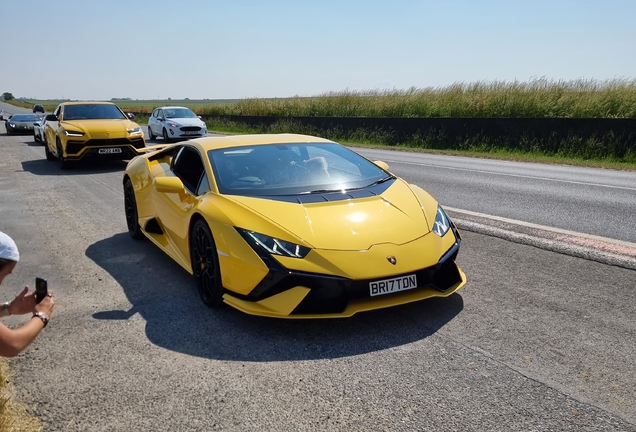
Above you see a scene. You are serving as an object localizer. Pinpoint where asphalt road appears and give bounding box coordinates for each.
[0,107,635,431]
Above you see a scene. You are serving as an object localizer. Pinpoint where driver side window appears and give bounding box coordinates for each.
[171,146,207,195]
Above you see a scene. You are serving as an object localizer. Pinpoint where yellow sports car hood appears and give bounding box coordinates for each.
[60,119,140,138]
[230,180,433,250]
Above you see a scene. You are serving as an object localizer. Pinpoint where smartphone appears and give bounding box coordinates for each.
[35,277,48,304]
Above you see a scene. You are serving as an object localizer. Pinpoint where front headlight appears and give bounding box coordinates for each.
[167,122,180,128]
[8,123,15,127]
[63,129,84,137]
[237,228,310,258]
[432,205,451,237]
[127,127,143,136]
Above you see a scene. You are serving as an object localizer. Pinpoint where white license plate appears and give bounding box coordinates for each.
[183,131,199,135]
[369,274,418,297]
[98,148,122,154]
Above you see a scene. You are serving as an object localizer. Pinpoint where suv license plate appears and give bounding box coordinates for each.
[369,274,417,297]
[98,148,122,154]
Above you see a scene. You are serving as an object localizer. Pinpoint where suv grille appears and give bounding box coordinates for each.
[66,137,145,154]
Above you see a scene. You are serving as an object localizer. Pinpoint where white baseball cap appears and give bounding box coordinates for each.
[0,231,20,262]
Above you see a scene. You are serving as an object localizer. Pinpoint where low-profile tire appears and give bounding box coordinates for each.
[162,128,171,143]
[56,139,70,170]
[124,179,145,240]
[147,126,155,141]
[190,219,223,308]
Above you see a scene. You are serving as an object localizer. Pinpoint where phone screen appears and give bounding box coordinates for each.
[35,277,48,303]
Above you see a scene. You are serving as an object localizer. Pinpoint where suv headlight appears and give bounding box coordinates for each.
[237,228,310,258]
[127,127,143,136]
[432,205,451,237]
[63,129,85,137]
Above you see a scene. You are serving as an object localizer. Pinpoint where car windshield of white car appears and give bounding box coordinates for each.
[208,142,393,197]
[165,108,197,119]
[64,104,127,120]
[10,114,39,122]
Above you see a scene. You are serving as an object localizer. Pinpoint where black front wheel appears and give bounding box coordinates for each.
[56,139,71,170]
[162,128,171,143]
[190,219,223,308]
[147,125,155,141]
[124,179,144,240]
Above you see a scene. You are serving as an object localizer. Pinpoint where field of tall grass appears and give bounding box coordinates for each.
[196,78,636,118]
[10,78,636,118]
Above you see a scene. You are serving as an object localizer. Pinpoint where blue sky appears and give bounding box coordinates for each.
[1,0,634,100]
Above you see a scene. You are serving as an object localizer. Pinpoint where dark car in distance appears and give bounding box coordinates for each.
[33,104,45,113]
[6,114,42,135]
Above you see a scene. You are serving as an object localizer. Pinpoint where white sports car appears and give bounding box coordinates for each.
[147,106,207,142]
[33,116,47,143]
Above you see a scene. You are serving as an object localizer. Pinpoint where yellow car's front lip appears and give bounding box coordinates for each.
[223,266,467,319]
[219,233,465,319]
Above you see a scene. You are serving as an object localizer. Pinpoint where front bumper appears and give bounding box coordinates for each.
[222,226,467,318]
[166,125,207,139]
[63,137,146,161]
[7,125,34,134]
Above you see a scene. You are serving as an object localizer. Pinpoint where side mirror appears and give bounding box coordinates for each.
[373,160,390,171]
[45,114,58,121]
[153,176,185,193]
[127,113,135,119]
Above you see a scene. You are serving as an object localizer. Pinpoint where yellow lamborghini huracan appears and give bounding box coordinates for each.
[123,134,467,318]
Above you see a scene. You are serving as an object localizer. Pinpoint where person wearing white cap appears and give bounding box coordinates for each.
[0,231,55,357]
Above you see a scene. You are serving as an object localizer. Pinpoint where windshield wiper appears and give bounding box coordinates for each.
[305,176,394,194]
[304,189,342,194]
[367,175,395,187]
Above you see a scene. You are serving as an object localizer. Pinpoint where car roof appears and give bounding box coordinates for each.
[59,101,117,106]
[155,106,191,110]
[185,134,335,151]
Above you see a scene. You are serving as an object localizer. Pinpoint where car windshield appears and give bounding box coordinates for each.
[208,142,392,196]
[63,104,126,120]
[10,114,39,121]
[164,108,197,119]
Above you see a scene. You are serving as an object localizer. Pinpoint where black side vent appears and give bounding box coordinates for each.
[144,218,164,234]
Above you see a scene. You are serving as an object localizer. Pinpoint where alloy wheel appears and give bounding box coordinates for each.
[124,180,144,240]
[190,220,223,308]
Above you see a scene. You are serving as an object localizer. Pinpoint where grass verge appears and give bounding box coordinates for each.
[0,359,41,432]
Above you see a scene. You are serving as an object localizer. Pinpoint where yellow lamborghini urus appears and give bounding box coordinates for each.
[123,134,467,318]
[44,101,145,169]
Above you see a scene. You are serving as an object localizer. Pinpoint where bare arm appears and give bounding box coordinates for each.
[0,318,46,357]
[0,289,54,358]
